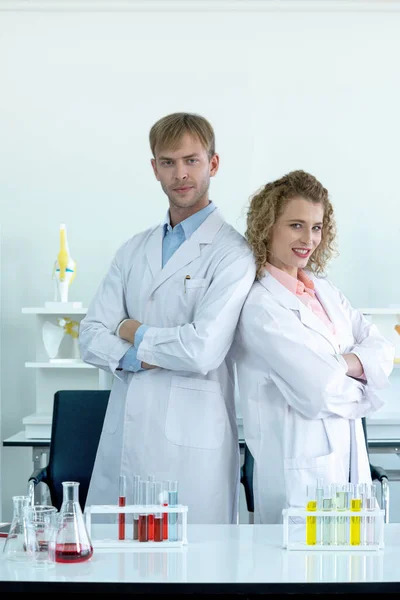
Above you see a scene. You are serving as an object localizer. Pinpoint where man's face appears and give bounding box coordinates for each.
[151,133,219,211]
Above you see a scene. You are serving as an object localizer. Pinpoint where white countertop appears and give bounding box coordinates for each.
[1,524,400,588]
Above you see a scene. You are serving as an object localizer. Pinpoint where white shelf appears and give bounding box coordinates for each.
[25,361,95,369]
[22,307,87,314]
[359,308,400,315]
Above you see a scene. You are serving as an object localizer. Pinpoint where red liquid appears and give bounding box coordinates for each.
[154,517,163,542]
[118,497,126,540]
[55,543,93,563]
[163,505,168,540]
[148,514,154,541]
[133,517,138,540]
[138,515,148,542]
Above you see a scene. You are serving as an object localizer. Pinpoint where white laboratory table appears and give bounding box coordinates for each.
[1,524,400,594]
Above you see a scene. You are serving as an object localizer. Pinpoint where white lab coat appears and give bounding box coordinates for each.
[79,209,256,524]
[233,271,395,524]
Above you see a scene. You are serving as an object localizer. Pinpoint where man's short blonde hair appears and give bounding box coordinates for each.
[149,112,215,159]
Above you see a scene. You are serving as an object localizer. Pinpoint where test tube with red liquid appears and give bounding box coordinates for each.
[133,475,140,540]
[148,480,155,541]
[138,480,149,542]
[118,475,126,540]
[154,482,164,542]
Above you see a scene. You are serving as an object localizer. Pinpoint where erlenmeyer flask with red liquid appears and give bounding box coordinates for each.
[55,481,93,563]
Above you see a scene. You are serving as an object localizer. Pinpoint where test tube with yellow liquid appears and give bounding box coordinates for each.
[306,485,317,545]
[350,484,362,546]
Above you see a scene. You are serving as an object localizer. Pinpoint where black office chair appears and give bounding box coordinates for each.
[28,389,110,511]
[362,417,390,523]
[241,417,390,523]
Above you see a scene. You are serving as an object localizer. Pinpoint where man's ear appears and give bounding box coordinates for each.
[209,153,220,178]
[151,158,160,181]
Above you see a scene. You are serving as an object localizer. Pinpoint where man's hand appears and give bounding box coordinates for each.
[118,319,142,345]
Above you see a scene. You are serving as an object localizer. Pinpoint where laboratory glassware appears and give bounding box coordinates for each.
[118,475,126,541]
[55,481,93,563]
[3,496,34,562]
[148,481,155,541]
[306,485,317,545]
[350,484,362,546]
[133,474,140,540]
[139,480,149,542]
[23,505,58,567]
[168,481,179,542]
[365,483,377,545]
[154,482,164,542]
[162,480,169,540]
[322,487,333,545]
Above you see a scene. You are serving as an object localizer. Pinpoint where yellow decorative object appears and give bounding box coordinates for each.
[53,224,76,302]
[58,318,79,339]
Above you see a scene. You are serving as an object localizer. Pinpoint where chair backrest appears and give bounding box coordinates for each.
[46,389,110,510]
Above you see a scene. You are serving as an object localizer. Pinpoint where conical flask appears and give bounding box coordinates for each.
[55,481,93,563]
[3,495,35,562]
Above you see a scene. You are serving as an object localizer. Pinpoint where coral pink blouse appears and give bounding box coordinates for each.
[265,263,336,335]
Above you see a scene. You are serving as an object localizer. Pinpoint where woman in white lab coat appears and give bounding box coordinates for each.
[233,170,395,524]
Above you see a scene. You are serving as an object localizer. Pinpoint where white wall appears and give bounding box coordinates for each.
[1,1,400,521]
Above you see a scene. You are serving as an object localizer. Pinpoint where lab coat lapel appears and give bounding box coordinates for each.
[144,225,164,280]
[147,209,225,297]
[259,272,339,353]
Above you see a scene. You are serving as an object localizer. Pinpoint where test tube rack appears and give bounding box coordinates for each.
[85,503,188,550]
[282,507,385,551]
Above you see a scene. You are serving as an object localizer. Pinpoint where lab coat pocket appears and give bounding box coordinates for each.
[184,278,208,289]
[284,452,337,509]
[165,376,225,449]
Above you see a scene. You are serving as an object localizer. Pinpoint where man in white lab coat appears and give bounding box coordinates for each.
[79,113,256,524]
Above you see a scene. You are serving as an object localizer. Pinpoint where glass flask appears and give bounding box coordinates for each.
[55,481,93,563]
[3,495,35,562]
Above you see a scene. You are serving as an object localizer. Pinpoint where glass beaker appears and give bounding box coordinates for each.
[23,505,58,567]
[3,495,35,562]
[55,481,93,563]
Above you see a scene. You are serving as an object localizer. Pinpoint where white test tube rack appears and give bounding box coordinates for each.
[85,503,188,549]
[282,507,385,551]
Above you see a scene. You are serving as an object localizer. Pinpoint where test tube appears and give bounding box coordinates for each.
[306,485,317,545]
[365,483,377,545]
[154,482,163,542]
[168,480,178,542]
[162,480,169,540]
[322,486,333,545]
[133,475,140,540]
[148,481,155,541]
[118,475,126,540]
[335,485,347,546]
[138,480,149,542]
[316,478,324,544]
[350,484,362,546]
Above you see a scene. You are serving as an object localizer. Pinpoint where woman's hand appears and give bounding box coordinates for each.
[342,353,365,379]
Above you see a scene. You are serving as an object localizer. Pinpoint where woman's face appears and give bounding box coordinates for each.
[268,197,324,276]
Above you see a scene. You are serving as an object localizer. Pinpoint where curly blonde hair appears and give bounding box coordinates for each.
[245,170,338,279]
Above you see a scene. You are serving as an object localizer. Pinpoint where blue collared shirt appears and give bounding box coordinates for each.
[119,202,216,372]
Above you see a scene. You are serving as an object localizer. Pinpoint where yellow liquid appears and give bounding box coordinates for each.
[306,500,317,545]
[350,499,362,545]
